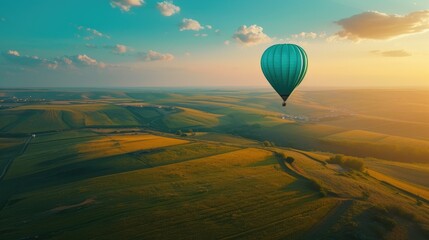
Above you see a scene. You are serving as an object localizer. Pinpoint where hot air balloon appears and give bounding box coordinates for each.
[261,44,308,107]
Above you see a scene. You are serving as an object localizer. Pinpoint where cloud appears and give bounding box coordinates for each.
[224,40,230,45]
[142,50,174,61]
[57,55,106,68]
[179,18,204,31]
[157,1,180,16]
[7,50,20,56]
[2,50,106,69]
[333,10,429,41]
[3,50,58,69]
[291,32,326,40]
[114,44,128,54]
[110,0,144,12]
[205,25,212,30]
[233,24,271,46]
[104,44,128,54]
[87,44,129,54]
[77,26,110,40]
[194,33,208,37]
[370,49,412,57]
[77,55,98,66]
[292,32,317,39]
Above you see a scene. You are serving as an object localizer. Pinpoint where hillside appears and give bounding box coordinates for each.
[1,89,429,239]
[0,129,428,239]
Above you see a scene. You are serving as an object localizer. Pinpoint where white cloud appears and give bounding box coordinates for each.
[87,44,130,54]
[292,32,318,39]
[156,1,180,16]
[76,55,97,65]
[2,50,107,69]
[60,57,73,65]
[333,10,429,41]
[289,32,327,43]
[77,26,110,40]
[113,44,128,54]
[3,50,58,69]
[224,40,230,45]
[59,55,106,68]
[142,50,174,61]
[110,0,144,12]
[7,50,20,56]
[233,24,271,46]
[205,25,212,30]
[179,18,204,31]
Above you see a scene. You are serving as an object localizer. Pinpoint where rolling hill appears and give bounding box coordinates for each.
[1,88,429,239]
[1,129,428,239]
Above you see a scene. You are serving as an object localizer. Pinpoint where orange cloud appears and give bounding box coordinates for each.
[334,10,429,41]
[370,50,412,57]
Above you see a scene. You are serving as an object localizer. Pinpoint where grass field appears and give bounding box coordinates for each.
[0,104,142,133]
[4,133,188,180]
[367,169,429,201]
[191,132,260,146]
[321,130,429,162]
[1,88,429,239]
[0,137,338,239]
[1,131,428,239]
[162,107,220,129]
[365,159,429,190]
[275,149,429,239]
[0,137,26,175]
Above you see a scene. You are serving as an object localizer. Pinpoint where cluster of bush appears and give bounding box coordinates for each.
[175,129,196,137]
[275,152,295,164]
[326,154,365,172]
[262,140,275,147]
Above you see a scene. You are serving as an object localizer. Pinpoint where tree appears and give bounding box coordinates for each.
[263,141,270,147]
[327,154,365,172]
[285,156,295,164]
[188,129,195,136]
[176,130,183,136]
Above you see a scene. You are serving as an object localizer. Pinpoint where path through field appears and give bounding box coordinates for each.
[304,199,353,239]
[0,136,32,182]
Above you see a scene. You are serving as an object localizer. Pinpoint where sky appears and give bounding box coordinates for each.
[0,0,428,88]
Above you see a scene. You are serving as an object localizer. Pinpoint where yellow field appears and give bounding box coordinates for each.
[367,169,429,201]
[0,147,335,239]
[324,130,387,142]
[163,107,221,128]
[10,104,108,111]
[192,132,259,146]
[325,129,429,147]
[322,129,429,162]
[4,134,188,179]
[76,134,189,160]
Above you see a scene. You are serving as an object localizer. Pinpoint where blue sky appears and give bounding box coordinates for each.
[1,0,428,87]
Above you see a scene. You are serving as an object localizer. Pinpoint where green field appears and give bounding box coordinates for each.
[1,89,429,239]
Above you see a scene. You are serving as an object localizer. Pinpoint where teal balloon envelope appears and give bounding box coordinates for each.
[261,44,308,106]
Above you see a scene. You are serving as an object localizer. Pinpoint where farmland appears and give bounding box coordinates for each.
[0,88,428,239]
